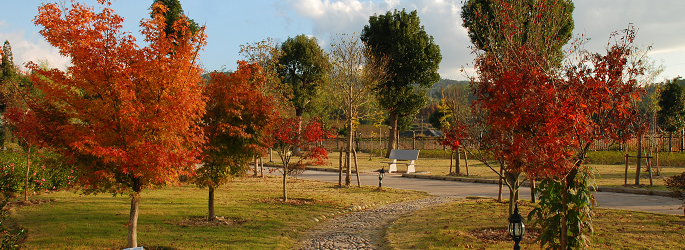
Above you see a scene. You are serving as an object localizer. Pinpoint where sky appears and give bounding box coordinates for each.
[1,0,684,81]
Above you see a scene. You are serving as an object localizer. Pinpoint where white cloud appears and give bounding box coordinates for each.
[0,29,70,71]
[288,0,471,80]
[287,0,685,81]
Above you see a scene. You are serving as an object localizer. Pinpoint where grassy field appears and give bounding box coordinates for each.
[300,151,685,190]
[387,198,685,250]
[6,176,430,249]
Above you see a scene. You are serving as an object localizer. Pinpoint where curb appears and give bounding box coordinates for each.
[400,173,684,199]
[302,167,684,199]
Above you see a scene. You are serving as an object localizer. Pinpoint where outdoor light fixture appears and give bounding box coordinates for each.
[508,204,525,250]
[378,167,386,189]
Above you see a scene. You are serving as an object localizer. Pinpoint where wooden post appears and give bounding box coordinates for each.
[624,153,629,185]
[647,156,653,186]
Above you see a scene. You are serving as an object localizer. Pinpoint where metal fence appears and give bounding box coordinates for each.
[323,133,685,153]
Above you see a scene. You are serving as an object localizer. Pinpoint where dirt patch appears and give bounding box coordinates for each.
[174,216,247,227]
[470,227,540,244]
[257,197,317,206]
[4,199,56,210]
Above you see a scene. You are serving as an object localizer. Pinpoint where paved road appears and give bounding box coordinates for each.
[290,169,685,216]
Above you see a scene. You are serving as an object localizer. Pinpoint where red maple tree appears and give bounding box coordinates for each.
[270,117,331,201]
[196,61,278,220]
[9,1,207,247]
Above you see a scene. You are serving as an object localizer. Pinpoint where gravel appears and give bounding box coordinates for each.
[298,197,453,250]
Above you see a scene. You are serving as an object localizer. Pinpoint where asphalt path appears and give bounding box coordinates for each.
[284,169,685,216]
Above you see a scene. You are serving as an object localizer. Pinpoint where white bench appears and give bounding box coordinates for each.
[381,149,420,173]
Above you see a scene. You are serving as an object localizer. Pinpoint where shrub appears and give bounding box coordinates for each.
[0,149,77,196]
[665,172,685,192]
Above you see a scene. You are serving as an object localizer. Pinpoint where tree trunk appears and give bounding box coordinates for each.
[346,119,354,186]
[353,149,361,187]
[560,169,577,250]
[455,146,461,175]
[294,110,304,155]
[668,131,672,152]
[338,147,343,186]
[127,191,141,248]
[253,156,258,177]
[449,150,453,174]
[505,172,520,216]
[385,113,399,158]
[498,165,503,202]
[24,146,30,201]
[463,150,469,176]
[282,165,288,201]
[680,128,685,153]
[260,157,264,178]
[635,134,642,185]
[530,177,536,203]
[208,186,216,221]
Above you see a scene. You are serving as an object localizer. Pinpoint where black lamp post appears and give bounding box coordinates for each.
[508,204,525,250]
[378,167,386,189]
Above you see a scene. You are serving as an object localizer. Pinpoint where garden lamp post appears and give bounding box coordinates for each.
[508,204,525,250]
[378,167,386,189]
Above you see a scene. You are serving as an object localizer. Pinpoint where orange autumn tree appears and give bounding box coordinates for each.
[195,61,278,221]
[12,1,206,248]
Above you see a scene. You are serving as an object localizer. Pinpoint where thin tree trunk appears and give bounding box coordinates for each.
[463,150,469,176]
[449,150,453,175]
[385,113,399,158]
[127,192,141,248]
[346,119,354,186]
[24,146,30,201]
[456,146,461,175]
[530,177,536,203]
[353,149,361,187]
[635,134,642,185]
[506,172,519,216]
[253,156,258,177]
[282,168,288,201]
[338,147,343,186]
[498,165,503,202]
[260,157,264,178]
[208,186,216,221]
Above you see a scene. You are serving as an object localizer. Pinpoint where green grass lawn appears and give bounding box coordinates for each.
[387,198,685,250]
[6,176,430,249]
[302,151,685,191]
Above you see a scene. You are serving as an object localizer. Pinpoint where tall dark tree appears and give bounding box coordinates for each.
[461,0,574,65]
[361,9,442,157]
[657,77,685,152]
[0,40,17,147]
[277,34,330,118]
[151,0,199,36]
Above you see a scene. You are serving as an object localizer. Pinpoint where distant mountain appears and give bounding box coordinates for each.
[429,79,469,99]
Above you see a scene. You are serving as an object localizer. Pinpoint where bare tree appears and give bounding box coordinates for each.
[328,33,389,186]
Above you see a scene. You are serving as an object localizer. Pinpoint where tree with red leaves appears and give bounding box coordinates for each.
[10,1,207,247]
[196,61,278,221]
[270,117,331,201]
[461,0,646,248]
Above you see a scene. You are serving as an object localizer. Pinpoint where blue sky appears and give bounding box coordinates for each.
[2,0,684,81]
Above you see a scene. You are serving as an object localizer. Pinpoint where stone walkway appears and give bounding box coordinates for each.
[298,197,453,250]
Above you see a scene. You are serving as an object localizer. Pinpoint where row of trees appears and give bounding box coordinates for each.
[1,0,445,248]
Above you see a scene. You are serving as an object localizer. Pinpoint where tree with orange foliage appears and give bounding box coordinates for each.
[195,61,278,221]
[9,1,206,247]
